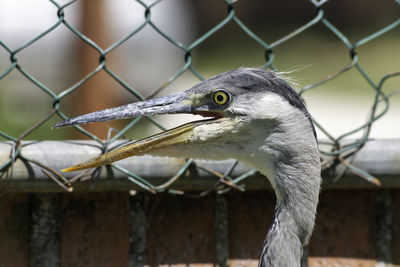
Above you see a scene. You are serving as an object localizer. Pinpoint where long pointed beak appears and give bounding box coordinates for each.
[53,92,189,128]
[54,92,224,172]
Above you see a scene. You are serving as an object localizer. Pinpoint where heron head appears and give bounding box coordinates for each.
[54,68,314,172]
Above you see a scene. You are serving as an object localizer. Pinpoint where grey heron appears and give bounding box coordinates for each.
[54,68,321,267]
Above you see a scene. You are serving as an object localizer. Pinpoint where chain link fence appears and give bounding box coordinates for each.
[1,0,399,194]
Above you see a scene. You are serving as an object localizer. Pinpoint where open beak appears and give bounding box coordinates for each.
[54,92,222,172]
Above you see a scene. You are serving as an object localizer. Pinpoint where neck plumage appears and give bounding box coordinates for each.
[259,204,303,267]
[257,143,321,267]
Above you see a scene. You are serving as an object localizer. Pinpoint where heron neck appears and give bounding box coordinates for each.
[259,203,303,267]
[258,157,320,267]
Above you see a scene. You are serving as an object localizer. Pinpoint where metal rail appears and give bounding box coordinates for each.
[1,139,399,193]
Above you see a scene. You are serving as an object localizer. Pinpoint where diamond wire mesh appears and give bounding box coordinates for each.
[0,0,399,193]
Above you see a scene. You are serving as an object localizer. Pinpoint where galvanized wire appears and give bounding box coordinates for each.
[1,0,399,193]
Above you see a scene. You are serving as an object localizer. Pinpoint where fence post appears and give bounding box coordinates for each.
[214,194,229,267]
[28,194,60,267]
[376,189,392,266]
[77,0,117,139]
[129,192,147,267]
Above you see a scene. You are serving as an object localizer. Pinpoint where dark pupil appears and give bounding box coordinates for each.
[216,94,224,102]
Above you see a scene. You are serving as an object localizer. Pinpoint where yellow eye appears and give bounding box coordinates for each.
[213,90,230,105]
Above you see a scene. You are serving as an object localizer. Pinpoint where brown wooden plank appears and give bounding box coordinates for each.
[308,257,376,266]
[60,192,129,267]
[0,194,29,267]
[309,190,377,259]
[393,189,400,265]
[146,194,214,265]
[227,191,275,262]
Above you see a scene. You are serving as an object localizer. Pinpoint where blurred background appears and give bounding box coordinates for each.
[1,1,400,266]
[0,0,399,142]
